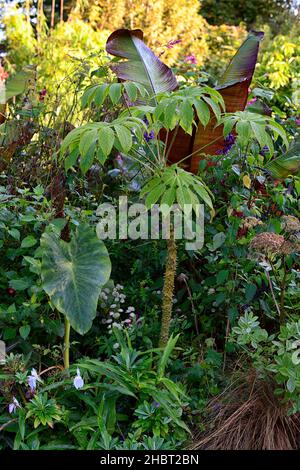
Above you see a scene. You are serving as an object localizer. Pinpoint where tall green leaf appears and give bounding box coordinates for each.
[41,224,111,335]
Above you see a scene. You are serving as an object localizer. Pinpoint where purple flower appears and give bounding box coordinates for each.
[144,130,155,142]
[296,118,300,125]
[166,39,182,49]
[217,133,235,155]
[260,145,270,156]
[8,397,20,414]
[152,401,160,408]
[247,97,257,106]
[27,368,42,391]
[73,368,84,390]
[184,54,197,64]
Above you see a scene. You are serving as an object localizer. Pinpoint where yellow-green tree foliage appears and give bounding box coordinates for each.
[73,0,209,65]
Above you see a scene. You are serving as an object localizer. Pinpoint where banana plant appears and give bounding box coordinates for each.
[105,29,264,173]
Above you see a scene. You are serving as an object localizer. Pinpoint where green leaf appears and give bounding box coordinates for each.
[3,68,34,102]
[21,236,37,248]
[193,99,210,127]
[109,83,122,105]
[19,325,31,340]
[97,126,115,157]
[114,124,132,153]
[250,122,267,148]
[94,83,109,106]
[41,225,111,335]
[64,148,79,172]
[287,377,296,393]
[79,130,98,158]
[80,142,96,174]
[264,139,300,179]
[124,82,138,102]
[145,184,166,208]
[245,283,257,302]
[179,100,194,135]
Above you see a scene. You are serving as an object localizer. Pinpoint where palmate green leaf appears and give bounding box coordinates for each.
[106,29,177,105]
[41,224,111,335]
[264,139,300,179]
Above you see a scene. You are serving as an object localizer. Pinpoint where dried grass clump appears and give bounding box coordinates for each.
[190,372,300,450]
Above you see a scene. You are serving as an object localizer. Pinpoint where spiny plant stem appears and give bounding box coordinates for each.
[159,228,177,347]
[63,317,71,370]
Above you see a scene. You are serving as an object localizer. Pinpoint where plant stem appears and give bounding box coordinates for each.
[63,317,71,370]
[280,257,287,324]
[159,228,177,347]
[266,269,281,319]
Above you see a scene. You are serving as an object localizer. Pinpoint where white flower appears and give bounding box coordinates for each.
[73,368,84,390]
[113,343,120,349]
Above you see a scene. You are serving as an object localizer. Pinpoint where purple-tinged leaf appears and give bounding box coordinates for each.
[106,29,177,104]
[217,31,264,88]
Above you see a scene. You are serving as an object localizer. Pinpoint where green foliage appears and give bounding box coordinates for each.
[153,86,224,134]
[221,110,289,154]
[231,315,300,414]
[61,116,146,172]
[140,165,213,212]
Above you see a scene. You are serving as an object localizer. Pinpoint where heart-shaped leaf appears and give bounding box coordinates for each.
[41,224,111,335]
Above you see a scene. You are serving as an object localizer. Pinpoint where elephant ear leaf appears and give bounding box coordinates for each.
[41,224,111,335]
[264,139,300,179]
[218,30,264,88]
[106,29,178,104]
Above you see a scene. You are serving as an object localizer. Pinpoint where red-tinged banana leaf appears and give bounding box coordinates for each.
[189,30,264,173]
[106,29,178,105]
[264,139,300,179]
[161,31,264,172]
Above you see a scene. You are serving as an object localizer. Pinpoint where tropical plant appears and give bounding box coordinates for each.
[40,223,111,368]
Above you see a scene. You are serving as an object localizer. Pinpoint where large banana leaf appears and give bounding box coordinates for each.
[218,31,264,87]
[189,30,264,173]
[41,224,111,335]
[264,139,300,179]
[106,29,177,105]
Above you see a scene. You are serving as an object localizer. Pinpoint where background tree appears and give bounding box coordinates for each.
[200,0,298,34]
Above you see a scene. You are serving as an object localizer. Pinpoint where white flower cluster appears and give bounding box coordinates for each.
[100,284,140,333]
